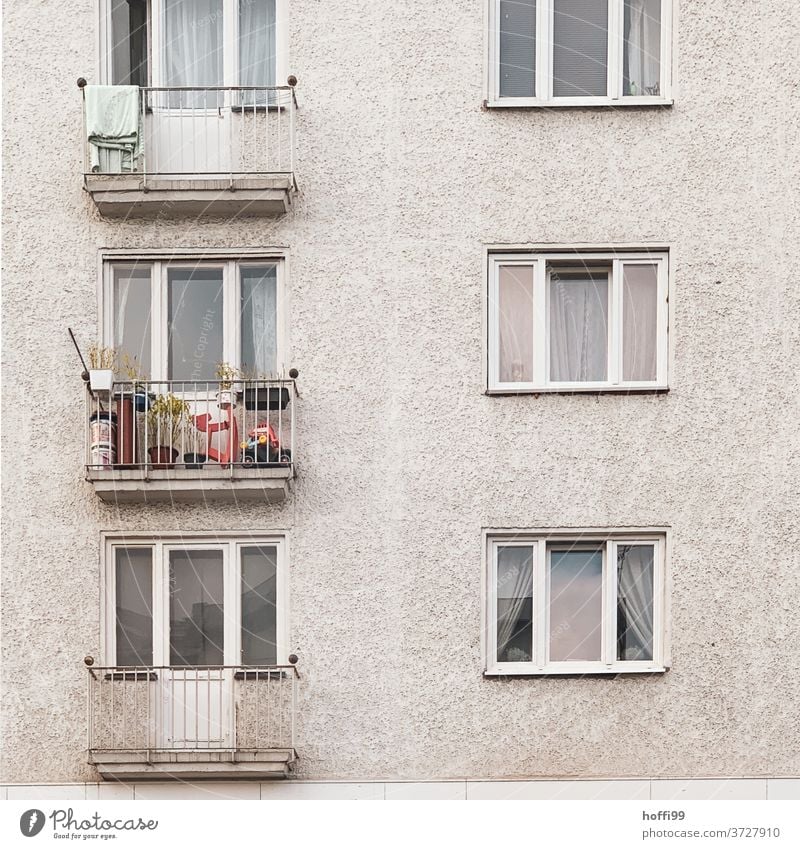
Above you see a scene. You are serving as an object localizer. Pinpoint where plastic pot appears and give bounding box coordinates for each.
[148,446,178,470]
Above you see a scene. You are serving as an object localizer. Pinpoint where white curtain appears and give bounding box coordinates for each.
[624,0,661,95]
[617,545,654,661]
[622,263,658,381]
[240,0,276,104]
[241,267,278,376]
[498,266,534,383]
[496,547,533,663]
[549,273,608,382]
[163,0,223,107]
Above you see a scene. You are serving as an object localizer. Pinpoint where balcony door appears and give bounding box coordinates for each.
[102,1,282,176]
[161,547,232,749]
[107,538,286,752]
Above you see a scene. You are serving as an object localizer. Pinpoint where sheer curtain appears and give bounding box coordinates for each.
[240,0,276,104]
[496,547,533,663]
[240,266,278,376]
[617,545,655,661]
[622,263,658,382]
[549,272,608,382]
[624,0,661,95]
[163,0,223,107]
[498,266,534,383]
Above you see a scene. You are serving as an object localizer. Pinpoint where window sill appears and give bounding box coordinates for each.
[486,385,669,396]
[484,665,667,678]
[485,97,674,110]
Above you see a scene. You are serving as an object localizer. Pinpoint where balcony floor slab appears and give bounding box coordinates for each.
[84,174,294,219]
[91,749,296,781]
[87,467,291,504]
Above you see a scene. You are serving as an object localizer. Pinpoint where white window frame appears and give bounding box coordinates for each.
[99,0,289,87]
[101,532,289,667]
[100,250,288,381]
[486,0,673,107]
[484,529,669,675]
[487,248,669,392]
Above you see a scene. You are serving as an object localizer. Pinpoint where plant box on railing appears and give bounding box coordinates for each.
[242,385,291,411]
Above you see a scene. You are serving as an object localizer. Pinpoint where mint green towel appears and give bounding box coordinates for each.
[85,85,141,173]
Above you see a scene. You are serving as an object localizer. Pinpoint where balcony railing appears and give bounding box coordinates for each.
[84,378,296,502]
[85,378,295,472]
[80,81,297,217]
[81,83,296,180]
[87,664,298,779]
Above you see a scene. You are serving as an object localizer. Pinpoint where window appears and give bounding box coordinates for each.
[100,0,285,90]
[489,0,671,105]
[487,531,667,674]
[103,255,285,381]
[104,535,287,667]
[488,249,668,391]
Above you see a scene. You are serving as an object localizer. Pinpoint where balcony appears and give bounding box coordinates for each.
[84,378,296,504]
[87,663,298,780]
[80,81,297,219]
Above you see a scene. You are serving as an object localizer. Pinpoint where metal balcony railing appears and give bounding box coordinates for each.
[80,83,297,181]
[84,378,296,475]
[87,665,298,755]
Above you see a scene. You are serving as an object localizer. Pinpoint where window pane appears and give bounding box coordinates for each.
[617,545,655,661]
[553,0,609,97]
[497,546,533,663]
[113,265,151,379]
[115,548,153,666]
[167,267,224,382]
[548,548,603,662]
[622,263,658,382]
[241,546,278,665]
[169,550,224,666]
[240,0,276,98]
[624,0,661,96]
[499,1,536,98]
[549,271,608,382]
[109,0,148,86]
[498,266,535,383]
[240,266,278,376]
[163,0,223,103]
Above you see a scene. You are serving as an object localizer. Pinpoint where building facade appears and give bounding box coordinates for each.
[2,0,799,800]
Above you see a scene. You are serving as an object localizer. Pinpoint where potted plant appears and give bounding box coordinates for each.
[146,393,191,469]
[88,345,116,391]
[215,362,239,409]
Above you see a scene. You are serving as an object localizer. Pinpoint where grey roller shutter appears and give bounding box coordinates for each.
[553,0,609,97]
[499,1,536,98]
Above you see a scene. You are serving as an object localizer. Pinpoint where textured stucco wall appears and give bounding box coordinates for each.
[2,0,800,783]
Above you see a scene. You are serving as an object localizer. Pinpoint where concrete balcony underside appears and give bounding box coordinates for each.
[90,749,295,781]
[87,467,291,504]
[84,174,294,219]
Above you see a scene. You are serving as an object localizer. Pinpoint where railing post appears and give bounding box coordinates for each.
[141,88,147,186]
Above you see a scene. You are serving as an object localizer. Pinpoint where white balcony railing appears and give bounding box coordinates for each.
[84,378,295,475]
[87,664,298,755]
[81,83,297,182]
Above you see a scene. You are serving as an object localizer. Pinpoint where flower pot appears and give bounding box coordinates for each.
[183,452,207,470]
[148,446,178,470]
[89,369,114,392]
[216,388,235,409]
